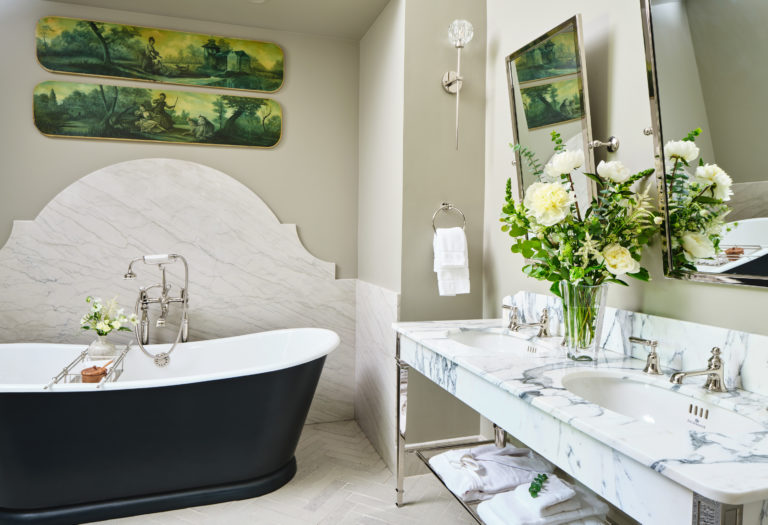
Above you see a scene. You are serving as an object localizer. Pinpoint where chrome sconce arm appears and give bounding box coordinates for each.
[442,19,474,150]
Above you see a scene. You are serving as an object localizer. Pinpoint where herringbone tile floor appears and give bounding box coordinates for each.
[95,420,475,525]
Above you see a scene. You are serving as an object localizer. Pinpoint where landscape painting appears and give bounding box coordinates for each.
[514,27,578,84]
[33,80,282,148]
[520,77,583,130]
[36,17,284,93]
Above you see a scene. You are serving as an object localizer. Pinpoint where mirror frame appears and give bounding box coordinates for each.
[504,14,596,202]
[640,0,768,287]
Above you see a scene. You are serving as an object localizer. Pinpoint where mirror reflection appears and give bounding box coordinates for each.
[505,16,595,212]
[647,0,768,284]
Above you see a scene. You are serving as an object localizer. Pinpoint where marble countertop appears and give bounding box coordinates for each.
[394,319,768,505]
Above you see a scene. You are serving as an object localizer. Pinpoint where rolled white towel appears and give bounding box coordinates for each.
[433,227,468,270]
[428,445,555,502]
[476,484,609,525]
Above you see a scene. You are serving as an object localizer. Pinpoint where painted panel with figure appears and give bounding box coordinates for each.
[36,17,284,93]
[520,77,583,130]
[33,81,282,148]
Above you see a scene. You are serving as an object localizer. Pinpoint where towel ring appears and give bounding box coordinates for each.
[432,202,466,233]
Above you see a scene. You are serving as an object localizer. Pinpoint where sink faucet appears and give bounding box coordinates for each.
[628,337,662,375]
[502,305,549,337]
[669,347,727,393]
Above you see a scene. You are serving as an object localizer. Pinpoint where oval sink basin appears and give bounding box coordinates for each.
[449,331,535,353]
[561,370,764,434]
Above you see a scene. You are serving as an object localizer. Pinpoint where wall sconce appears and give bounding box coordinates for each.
[442,19,474,150]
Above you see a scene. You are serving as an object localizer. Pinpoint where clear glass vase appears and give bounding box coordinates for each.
[87,335,117,360]
[560,281,608,361]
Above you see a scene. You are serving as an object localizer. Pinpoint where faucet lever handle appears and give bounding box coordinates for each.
[629,337,662,375]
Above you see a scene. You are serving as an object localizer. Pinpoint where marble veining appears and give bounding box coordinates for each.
[394,316,768,507]
[507,291,768,397]
[355,280,400,471]
[0,159,355,424]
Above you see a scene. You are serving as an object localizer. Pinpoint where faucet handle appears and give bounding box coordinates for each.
[502,304,520,330]
[536,308,549,337]
[629,337,662,375]
[708,347,723,368]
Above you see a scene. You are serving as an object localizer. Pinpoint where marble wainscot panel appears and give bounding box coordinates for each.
[355,280,400,471]
[506,291,768,397]
[0,159,355,424]
[394,320,768,523]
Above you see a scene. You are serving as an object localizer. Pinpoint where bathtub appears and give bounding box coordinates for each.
[0,328,339,525]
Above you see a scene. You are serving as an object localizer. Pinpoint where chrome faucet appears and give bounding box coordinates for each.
[669,347,727,393]
[123,254,190,366]
[628,337,662,375]
[502,305,550,337]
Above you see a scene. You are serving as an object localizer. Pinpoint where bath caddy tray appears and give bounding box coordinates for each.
[44,343,131,390]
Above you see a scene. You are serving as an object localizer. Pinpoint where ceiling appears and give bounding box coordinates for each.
[46,0,391,40]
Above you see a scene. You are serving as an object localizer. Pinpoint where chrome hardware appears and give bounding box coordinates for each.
[124,254,190,367]
[643,127,654,136]
[505,306,549,337]
[588,136,620,153]
[432,202,466,233]
[629,336,663,375]
[670,347,728,393]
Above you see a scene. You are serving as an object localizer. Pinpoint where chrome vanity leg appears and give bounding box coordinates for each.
[494,424,506,448]
[395,334,408,507]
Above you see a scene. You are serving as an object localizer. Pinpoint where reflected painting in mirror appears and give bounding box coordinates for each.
[642,0,768,286]
[505,15,595,214]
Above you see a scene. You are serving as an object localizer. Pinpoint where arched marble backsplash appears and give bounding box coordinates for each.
[0,158,355,423]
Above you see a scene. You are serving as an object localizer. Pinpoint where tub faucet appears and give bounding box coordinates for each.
[123,254,190,366]
[669,347,727,393]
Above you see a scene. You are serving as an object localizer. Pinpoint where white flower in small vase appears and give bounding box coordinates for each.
[599,244,641,276]
[681,231,716,261]
[694,163,733,201]
[664,140,700,164]
[523,182,575,227]
[543,150,585,181]
[596,160,631,184]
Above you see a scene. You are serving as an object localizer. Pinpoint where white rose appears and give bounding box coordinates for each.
[694,164,733,201]
[653,216,663,225]
[596,160,631,183]
[600,244,641,276]
[543,150,585,180]
[111,320,122,330]
[664,140,699,164]
[96,320,111,333]
[523,182,575,227]
[681,232,715,261]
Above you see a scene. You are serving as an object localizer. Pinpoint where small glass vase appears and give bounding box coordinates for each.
[87,335,117,360]
[560,281,608,361]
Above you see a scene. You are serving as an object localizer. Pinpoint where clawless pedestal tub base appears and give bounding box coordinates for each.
[0,457,296,525]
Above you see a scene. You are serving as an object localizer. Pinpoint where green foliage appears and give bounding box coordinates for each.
[501,132,660,288]
[529,474,549,498]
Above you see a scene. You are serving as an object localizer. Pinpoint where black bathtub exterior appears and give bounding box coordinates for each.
[0,356,326,525]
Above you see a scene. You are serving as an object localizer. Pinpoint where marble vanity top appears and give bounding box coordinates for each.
[394,319,768,505]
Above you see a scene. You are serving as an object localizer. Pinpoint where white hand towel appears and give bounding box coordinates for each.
[433,227,468,270]
[434,227,470,296]
[476,484,609,525]
[509,475,579,517]
[437,267,470,296]
[428,445,555,502]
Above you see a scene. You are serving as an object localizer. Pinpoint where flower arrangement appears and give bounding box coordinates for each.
[663,128,734,274]
[80,296,137,337]
[501,131,660,297]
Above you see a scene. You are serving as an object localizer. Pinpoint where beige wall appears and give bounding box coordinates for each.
[400,0,486,322]
[0,0,359,278]
[686,0,767,183]
[652,0,716,164]
[358,0,405,292]
[484,0,768,336]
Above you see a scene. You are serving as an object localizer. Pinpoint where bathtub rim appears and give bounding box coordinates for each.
[0,327,340,393]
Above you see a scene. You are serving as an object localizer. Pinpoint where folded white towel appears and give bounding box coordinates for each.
[477,484,609,525]
[510,475,579,517]
[428,445,555,502]
[437,267,470,296]
[433,227,468,270]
